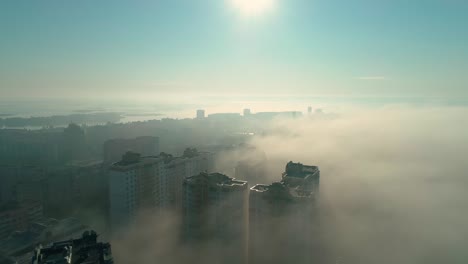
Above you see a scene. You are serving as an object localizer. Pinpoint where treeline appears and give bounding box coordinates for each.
[0,112,122,127]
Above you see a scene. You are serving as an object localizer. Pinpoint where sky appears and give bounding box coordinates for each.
[0,0,467,101]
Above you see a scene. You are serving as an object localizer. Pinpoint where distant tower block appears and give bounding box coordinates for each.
[307,106,312,114]
[196,109,205,119]
[243,108,251,116]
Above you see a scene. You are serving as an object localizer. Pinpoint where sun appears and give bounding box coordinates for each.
[228,0,276,17]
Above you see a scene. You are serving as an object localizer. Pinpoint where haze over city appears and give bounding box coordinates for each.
[0,1,467,264]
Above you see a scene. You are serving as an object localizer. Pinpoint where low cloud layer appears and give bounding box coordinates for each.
[249,105,468,263]
[112,105,468,264]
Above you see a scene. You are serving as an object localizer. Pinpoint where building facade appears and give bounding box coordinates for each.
[196,110,205,119]
[108,149,213,233]
[182,172,248,264]
[249,161,321,264]
[108,152,161,232]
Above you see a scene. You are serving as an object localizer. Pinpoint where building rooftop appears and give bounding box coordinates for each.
[185,172,247,188]
[113,151,143,166]
[0,218,88,257]
[282,161,319,179]
[251,182,315,204]
[250,182,295,202]
[110,152,161,171]
[250,184,270,192]
[111,148,211,171]
[31,231,113,264]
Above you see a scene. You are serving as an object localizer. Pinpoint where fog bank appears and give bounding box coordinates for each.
[249,106,468,263]
[112,105,468,264]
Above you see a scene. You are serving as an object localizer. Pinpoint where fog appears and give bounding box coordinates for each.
[109,105,468,264]
[249,106,468,263]
[2,0,467,262]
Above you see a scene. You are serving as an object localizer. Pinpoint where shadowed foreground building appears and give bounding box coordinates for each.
[249,162,321,264]
[31,230,113,264]
[183,172,248,264]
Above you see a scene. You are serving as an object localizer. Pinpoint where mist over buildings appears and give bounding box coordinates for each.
[105,105,468,264]
[1,102,467,264]
[247,106,468,263]
[2,0,467,262]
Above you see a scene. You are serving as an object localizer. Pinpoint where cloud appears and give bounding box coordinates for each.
[246,105,468,263]
[110,105,468,264]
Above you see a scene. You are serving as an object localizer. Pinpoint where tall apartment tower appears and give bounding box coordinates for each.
[108,149,214,233]
[183,172,248,264]
[196,109,205,119]
[62,123,87,161]
[249,161,320,264]
[108,152,161,232]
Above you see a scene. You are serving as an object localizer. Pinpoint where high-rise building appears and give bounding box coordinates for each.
[108,149,213,232]
[103,136,159,165]
[108,152,162,232]
[182,172,248,264]
[281,161,320,197]
[308,106,312,114]
[249,162,320,264]
[31,230,113,264]
[62,123,87,162]
[243,108,251,116]
[167,148,214,209]
[196,109,205,119]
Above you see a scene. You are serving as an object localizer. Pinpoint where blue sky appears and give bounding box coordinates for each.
[1,0,467,100]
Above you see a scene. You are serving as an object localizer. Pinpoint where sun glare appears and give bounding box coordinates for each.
[229,0,276,17]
